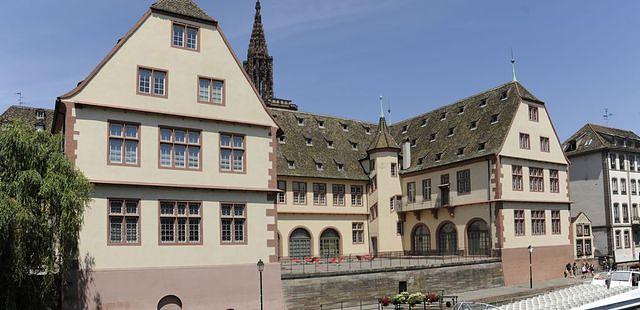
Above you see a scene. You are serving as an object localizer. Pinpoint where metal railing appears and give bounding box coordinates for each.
[318,292,459,309]
[280,251,501,275]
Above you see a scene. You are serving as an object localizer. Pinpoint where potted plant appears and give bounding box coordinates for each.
[426,292,440,303]
[407,292,425,306]
[379,296,391,307]
[392,292,409,305]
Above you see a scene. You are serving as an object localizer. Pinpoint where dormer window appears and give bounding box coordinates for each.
[278,135,286,144]
[457,147,465,156]
[341,123,349,131]
[417,157,424,165]
[316,163,324,171]
[287,160,295,169]
[172,23,198,50]
[448,127,455,137]
[296,117,304,126]
[490,114,499,124]
[305,138,313,146]
[327,140,334,148]
[420,119,428,127]
[440,112,447,121]
[429,133,437,142]
[364,127,371,135]
[479,99,488,107]
[478,142,486,151]
[528,106,539,122]
[318,120,325,128]
[457,106,465,114]
[337,163,344,171]
[402,125,409,134]
[435,153,443,161]
[36,110,45,120]
[411,139,417,147]
[470,121,478,130]
[351,142,358,150]
[500,91,508,100]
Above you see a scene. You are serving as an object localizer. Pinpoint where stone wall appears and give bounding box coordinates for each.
[282,261,504,309]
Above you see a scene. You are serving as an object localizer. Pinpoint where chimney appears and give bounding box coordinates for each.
[403,141,411,169]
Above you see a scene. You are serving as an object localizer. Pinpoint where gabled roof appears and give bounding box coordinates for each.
[0,105,54,131]
[367,117,400,152]
[563,123,640,157]
[150,0,215,23]
[270,108,375,181]
[391,81,532,174]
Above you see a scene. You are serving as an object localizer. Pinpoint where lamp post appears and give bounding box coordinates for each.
[528,245,533,289]
[257,259,265,310]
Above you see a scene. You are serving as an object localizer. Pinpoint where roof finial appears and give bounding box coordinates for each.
[603,108,614,125]
[379,95,384,118]
[511,48,517,82]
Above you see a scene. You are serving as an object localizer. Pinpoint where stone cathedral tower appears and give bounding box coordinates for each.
[244,0,274,104]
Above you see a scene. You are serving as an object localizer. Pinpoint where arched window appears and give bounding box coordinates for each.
[158,295,182,310]
[289,228,311,259]
[319,228,340,258]
[467,219,490,256]
[411,224,430,256]
[438,222,458,255]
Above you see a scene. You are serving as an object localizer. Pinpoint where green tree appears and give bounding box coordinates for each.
[0,121,91,309]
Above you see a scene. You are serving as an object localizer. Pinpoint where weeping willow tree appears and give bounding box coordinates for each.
[0,121,91,309]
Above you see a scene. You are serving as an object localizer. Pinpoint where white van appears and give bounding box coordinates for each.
[609,270,640,288]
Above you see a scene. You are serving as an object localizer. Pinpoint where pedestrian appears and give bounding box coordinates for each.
[565,262,572,278]
[572,262,578,277]
[589,263,595,277]
[581,263,587,279]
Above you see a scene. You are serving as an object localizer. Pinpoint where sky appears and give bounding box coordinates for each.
[1,0,639,140]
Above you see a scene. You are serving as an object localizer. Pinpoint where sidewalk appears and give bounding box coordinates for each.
[455,277,590,305]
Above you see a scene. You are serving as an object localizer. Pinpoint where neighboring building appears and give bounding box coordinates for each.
[246,2,572,285]
[572,212,595,260]
[564,124,640,263]
[0,105,53,132]
[53,0,283,309]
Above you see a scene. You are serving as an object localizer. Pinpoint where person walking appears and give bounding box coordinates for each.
[581,263,588,279]
[572,262,578,277]
[565,262,572,278]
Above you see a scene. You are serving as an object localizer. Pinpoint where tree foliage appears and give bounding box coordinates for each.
[0,121,91,309]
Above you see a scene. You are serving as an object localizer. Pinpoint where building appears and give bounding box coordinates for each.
[53,0,283,309]
[246,1,573,285]
[564,124,640,263]
[572,212,595,260]
[0,105,53,132]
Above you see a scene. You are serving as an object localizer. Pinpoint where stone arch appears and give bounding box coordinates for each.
[466,218,490,256]
[319,227,342,258]
[158,295,182,310]
[288,227,313,259]
[437,221,458,255]
[411,223,431,255]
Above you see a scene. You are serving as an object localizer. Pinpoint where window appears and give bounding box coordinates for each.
[370,203,378,220]
[305,138,313,146]
[313,183,327,205]
[456,169,471,194]
[318,120,324,128]
[531,210,546,235]
[297,117,304,126]
[278,135,286,144]
[365,127,371,135]
[352,222,364,244]
[220,133,245,173]
[327,140,334,148]
[512,165,523,191]
[551,210,561,234]
[221,203,246,244]
[108,199,140,244]
[435,153,443,161]
[615,230,621,249]
[390,195,401,210]
[411,139,417,147]
[172,23,198,50]
[610,153,617,170]
[422,179,432,201]
[479,99,488,107]
[457,147,464,156]
[490,114,499,124]
[332,184,346,206]
[421,119,428,127]
[440,112,447,120]
[337,163,344,171]
[612,178,619,195]
[620,154,626,170]
[519,133,530,149]
[401,125,408,133]
[470,121,478,130]
[277,181,286,204]
[500,90,508,100]
[633,180,638,195]
[514,210,525,236]
[351,142,358,150]
[528,106,539,122]
[633,204,639,221]
[315,162,323,171]
[138,67,166,97]
[429,133,437,142]
[292,182,307,205]
[631,155,637,171]
[397,221,404,235]
[540,137,550,152]
[457,106,465,114]
[108,122,139,166]
[369,159,376,171]
[407,182,416,203]
[351,186,363,206]
[391,163,398,177]
[287,160,295,169]
[198,77,224,105]
[448,127,455,136]
[623,204,629,223]
[36,110,45,120]
[160,127,201,170]
[341,123,349,131]
[478,142,486,151]
[621,178,628,195]
[550,169,560,193]
[159,201,201,244]
[529,167,544,192]
[624,230,630,248]
[614,203,620,223]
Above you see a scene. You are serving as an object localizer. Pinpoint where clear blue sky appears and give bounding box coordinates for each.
[1,0,639,139]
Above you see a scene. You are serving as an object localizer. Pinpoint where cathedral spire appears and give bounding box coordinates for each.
[244,0,274,104]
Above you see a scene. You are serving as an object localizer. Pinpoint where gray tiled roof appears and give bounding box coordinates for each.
[0,105,54,132]
[368,117,400,152]
[151,0,215,22]
[563,123,640,157]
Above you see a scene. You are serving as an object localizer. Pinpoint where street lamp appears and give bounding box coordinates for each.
[257,259,265,310]
[528,245,533,289]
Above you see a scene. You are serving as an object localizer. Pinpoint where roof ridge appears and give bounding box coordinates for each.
[270,108,377,126]
[150,0,215,23]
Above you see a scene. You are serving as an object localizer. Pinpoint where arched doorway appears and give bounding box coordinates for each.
[319,228,341,258]
[467,219,490,256]
[158,295,182,310]
[289,228,311,259]
[411,224,431,255]
[438,222,458,255]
